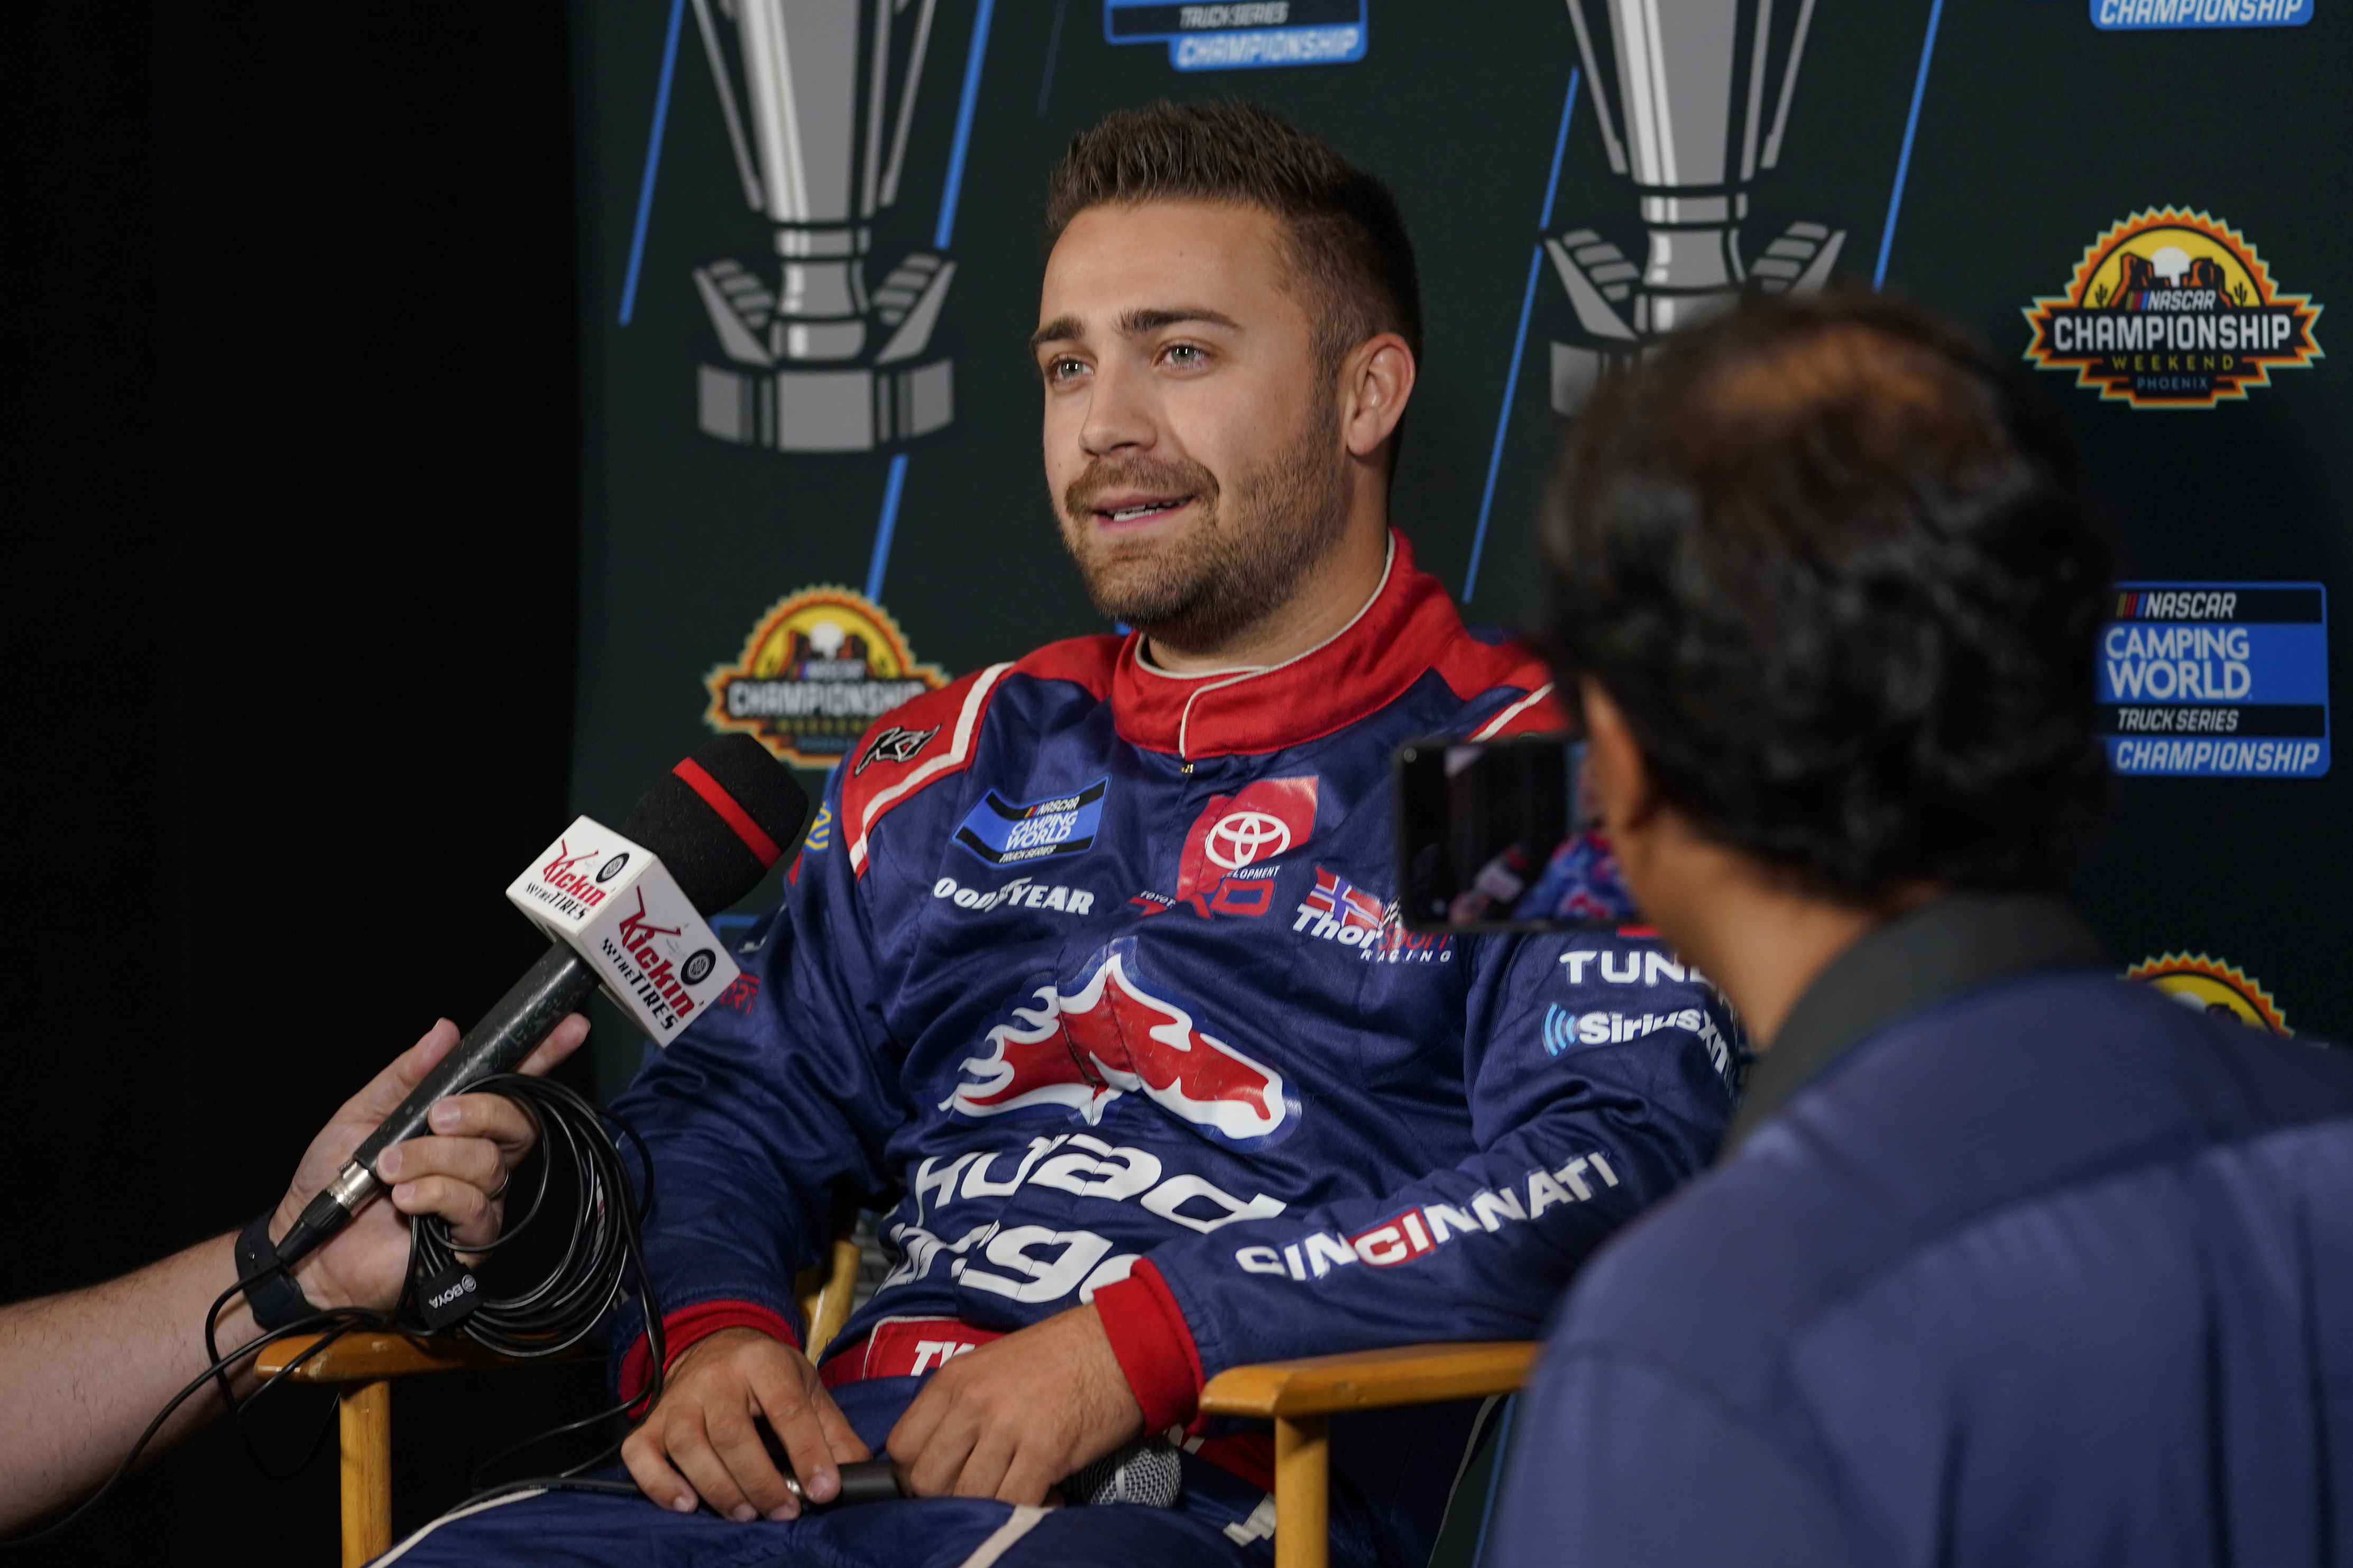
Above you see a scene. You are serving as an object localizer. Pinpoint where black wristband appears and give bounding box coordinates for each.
[235,1211,318,1331]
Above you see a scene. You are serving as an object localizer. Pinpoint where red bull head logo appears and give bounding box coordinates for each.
[942,942,1294,1145]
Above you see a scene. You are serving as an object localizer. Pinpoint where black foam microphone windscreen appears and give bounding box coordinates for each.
[624,733,811,915]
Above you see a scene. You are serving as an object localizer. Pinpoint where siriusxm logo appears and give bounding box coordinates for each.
[1543,1005,1732,1075]
[1543,1005,1705,1054]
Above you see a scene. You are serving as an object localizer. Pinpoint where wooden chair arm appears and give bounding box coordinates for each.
[253,1232,863,1387]
[1198,1340,1540,1419]
[1201,1342,1539,1568]
[253,1331,592,1383]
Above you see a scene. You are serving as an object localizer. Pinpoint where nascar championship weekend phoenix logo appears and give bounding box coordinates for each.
[2023,208,2323,408]
[705,585,949,768]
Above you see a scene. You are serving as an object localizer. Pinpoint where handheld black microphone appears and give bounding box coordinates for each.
[273,734,809,1269]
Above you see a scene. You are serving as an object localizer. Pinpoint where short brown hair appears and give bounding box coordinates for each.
[1044,99,1423,379]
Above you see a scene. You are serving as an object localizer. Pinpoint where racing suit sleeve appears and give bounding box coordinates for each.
[604,772,904,1398]
[1090,932,1737,1431]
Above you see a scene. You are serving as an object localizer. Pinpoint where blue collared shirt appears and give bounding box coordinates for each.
[1489,894,2353,1567]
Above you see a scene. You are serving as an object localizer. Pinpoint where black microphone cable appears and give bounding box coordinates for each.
[1,1081,669,1547]
[426,1073,673,1495]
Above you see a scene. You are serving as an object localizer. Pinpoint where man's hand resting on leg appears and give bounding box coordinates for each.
[621,1327,871,1521]
[887,1305,1145,1505]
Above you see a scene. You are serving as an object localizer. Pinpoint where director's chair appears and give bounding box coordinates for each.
[256,1236,866,1567]
[264,1248,1536,1568]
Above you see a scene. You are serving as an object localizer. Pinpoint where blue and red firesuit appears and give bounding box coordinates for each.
[383,535,1735,1568]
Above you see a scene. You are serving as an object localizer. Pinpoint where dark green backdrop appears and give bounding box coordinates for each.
[566,0,2349,1083]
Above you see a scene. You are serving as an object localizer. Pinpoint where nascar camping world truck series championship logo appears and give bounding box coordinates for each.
[2022,209,2321,409]
[705,586,947,769]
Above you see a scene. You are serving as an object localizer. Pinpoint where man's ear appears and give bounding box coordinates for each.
[1578,679,1660,840]
[1340,333,1416,459]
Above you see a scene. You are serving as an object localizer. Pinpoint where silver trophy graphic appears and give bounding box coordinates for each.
[1549,0,1847,414]
[690,0,956,453]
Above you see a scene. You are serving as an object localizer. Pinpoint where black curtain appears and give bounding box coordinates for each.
[7,4,594,1561]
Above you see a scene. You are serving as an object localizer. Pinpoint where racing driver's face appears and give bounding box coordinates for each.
[1032,200,1354,654]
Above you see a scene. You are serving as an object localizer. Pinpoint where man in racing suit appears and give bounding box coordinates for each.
[389,100,1733,1568]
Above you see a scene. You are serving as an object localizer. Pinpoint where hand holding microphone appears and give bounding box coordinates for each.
[264,1014,587,1318]
[271,735,809,1272]
[0,737,809,1543]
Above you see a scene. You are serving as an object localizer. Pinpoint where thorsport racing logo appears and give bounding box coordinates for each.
[1295,866,1451,964]
[2022,209,2321,409]
[704,586,948,768]
[942,940,1297,1145]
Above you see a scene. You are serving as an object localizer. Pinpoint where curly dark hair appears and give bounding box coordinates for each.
[1541,289,2112,902]
[1044,99,1422,379]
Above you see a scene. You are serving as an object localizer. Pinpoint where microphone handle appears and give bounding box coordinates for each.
[830,1460,906,1505]
[275,944,599,1268]
[354,944,599,1167]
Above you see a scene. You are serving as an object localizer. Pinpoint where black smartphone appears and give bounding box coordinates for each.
[1392,733,1633,933]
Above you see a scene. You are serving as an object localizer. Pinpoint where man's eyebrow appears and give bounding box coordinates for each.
[1119,306,1242,336]
[1027,306,1244,355]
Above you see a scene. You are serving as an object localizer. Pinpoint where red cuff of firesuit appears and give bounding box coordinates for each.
[1094,1262,1205,1432]
[619,1298,802,1410]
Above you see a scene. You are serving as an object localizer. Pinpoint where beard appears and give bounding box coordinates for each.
[1055,394,1354,656]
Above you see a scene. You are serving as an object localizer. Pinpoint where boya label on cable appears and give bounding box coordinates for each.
[505,816,741,1045]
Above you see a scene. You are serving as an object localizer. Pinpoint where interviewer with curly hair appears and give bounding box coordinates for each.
[1489,290,2353,1567]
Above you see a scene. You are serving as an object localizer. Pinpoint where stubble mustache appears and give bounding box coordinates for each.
[1062,454,1222,532]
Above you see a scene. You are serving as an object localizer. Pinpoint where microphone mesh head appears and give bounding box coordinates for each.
[622,735,810,916]
[1062,1436,1183,1508]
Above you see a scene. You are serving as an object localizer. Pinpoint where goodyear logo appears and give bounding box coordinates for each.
[2023,209,2320,409]
[704,586,947,769]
